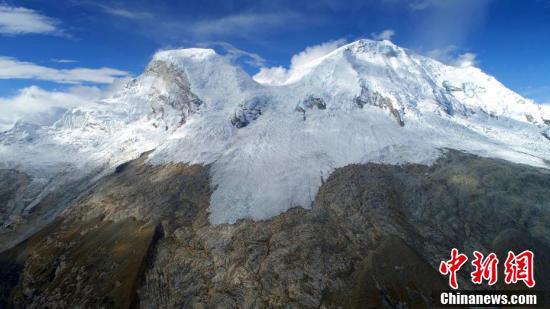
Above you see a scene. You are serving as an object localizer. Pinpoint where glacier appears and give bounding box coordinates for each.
[1,39,549,224]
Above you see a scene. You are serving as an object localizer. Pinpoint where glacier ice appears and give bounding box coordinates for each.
[1,39,550,224]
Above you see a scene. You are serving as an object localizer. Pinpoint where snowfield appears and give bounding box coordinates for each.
[2,39,549,224]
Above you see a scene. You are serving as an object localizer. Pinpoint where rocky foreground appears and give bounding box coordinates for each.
[1,150,549,308]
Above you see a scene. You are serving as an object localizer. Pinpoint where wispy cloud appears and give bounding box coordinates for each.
[254,38,347,85]
[425,45,478,68]
[408,0,493,53]
[425,45,459,60]
[0,56,129,84]
[451,52,477,68]
[408,0,438,11]
[191,12,302,38]
[51,58,79,63]
[0,4,63,36]
[93,3,153,20]
[199,41,266,67]
[70,1,314,43]
[371,29,395,40]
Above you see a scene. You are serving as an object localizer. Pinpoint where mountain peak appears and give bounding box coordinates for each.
[1,39,549,225]
[350,39,405,57]
[346,38,400,50]
[152,48,217,63]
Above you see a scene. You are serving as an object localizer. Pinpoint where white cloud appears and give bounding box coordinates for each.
[0,4,62,36]
[94,3,153,20]
[253,66,289,86]
[408,0,493,51]
[0,86,102,131]
[425,45,458,61]
[254,39,347,85]
[408,0,438,11]
[371,29,395,41]
[201,41,266,67]
[409,0,493,12]
[425,46,478,68]
[51,59,78,63]
[290,39,347,69]
[451,52,477,68]
[0,77,132,131]
[0,56,129,84]
[191,12,301,38]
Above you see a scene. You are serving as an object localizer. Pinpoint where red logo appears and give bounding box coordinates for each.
[504,250,536,288]
[439,249,535,289]
[439,248,468,289]
[471,251,499,286]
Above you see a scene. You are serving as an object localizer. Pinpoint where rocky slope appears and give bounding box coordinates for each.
[1,150,548,308]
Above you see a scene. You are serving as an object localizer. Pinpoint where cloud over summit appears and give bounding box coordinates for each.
[253,39,347,85]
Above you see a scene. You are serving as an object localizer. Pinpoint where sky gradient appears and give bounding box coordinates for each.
[0,0,549,129]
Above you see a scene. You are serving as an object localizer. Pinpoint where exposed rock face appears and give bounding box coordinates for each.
[354,87,405,126]
[1,150,549,308]
[295,96,326,120]
[0,169,100,253]
[0,169,32,225]
[231,96,270,128]
[0,152,211,308]
[442,81,463,92]
[133,60,203,129]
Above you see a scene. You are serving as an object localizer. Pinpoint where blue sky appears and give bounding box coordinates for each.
[0,0,549,128]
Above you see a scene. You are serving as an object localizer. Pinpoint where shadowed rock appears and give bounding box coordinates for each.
[355,86,405,126]
[1,150,549,308]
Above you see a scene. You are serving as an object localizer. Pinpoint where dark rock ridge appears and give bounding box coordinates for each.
[0,168,101,253]
[1,150,549,308]
[354,86,405,127]
[139,60,203,129]
[231,96,270,128]
[0,169,31,225]
[295,96,326,120]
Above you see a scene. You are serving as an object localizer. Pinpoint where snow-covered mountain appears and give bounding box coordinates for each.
[1,39,550,224]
